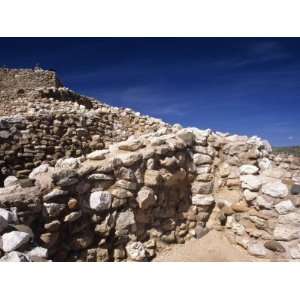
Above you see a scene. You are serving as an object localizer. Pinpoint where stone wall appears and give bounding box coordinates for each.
[2,126,297,262]
[0,68,62,96]
[0,86,170,185]
[1,68,300,262]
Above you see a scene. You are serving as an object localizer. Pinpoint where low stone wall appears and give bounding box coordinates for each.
[2,126,296,262]
[0,88,170,186]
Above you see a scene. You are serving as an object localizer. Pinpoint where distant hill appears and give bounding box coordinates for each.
[273,146,300,157]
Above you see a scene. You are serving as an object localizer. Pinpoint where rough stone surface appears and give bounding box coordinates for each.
[1,231,31,252]
[89,191,112,211]
[262,181,289,198]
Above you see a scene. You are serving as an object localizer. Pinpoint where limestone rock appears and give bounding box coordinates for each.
[115,210,135,232]
[191,194,215,206]
[126,241,147,261]
[176,129,195,145]
[136,186,157,209]
[258,158,272,171]
[0,208,14,223]
[193,153,212,165]
[256,196,274,210]
[144,170,162,187]
[89,191,112,211]
[3,176,19,187]
[1,231,31,252]
[29,164,49,180]
[114,179,138,191]
[239,164,259,175]
[111,188,133,199]
[64,211,82,223]
[240,175,262,191]
[87,150,109,160]
[44,203,66,218]
[191,181,213,195]
[289,243,300,259]
[243,189,257,201]
[119,139,143,151]
[262,181,289,198]
[274,200,295,214]
[273,224,300,241]
[26,246,48,259]
[0,251,31,262]
[247,241,267,257]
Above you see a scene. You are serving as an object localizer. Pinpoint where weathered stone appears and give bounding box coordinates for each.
[243,189,257,201]
[232,201,249,212]
[240,175,262,191]
[120,153,142,167]
[26,246,48,259]
[219,163,231,178]
[115,210,135,232]
[193,153,212,165]
[289,243,300,259]
[176,129,195,145]
[111,188,133,199]
[191,194,214,206]
[191,181,213,195]
[240,164,259,175]
[115,179,138,191]
[262,181,289,198]
[43,188,69,202]
[0,208,15,223]
[29,164,49,180]
[247,241,267,257]
[119,139,143,151]
[258,158,272,171]
[89,191,112,211]
[256,195,274,210]
[87,150,109,160]
[88,173,114,181]
[278,212,300,226]
[273,224,300,241]
[44,203,66,218]
[96,248,109,262]
[1,231,31,252]
[52,169,79,187]
[144,170,162,187]
[64,211,82,223]
[3,176,19,187]
[126,241,146,261]
[274,200,295,214]
[55,157,80,169]
[136,186,157,209]
[264,240,285,253]
[0,251,31,262]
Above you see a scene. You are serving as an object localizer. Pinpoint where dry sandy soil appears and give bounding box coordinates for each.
[154,230,262,262]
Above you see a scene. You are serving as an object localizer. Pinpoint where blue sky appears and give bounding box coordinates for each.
[0,38,299,146]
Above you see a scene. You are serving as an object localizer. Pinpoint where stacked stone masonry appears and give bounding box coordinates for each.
[0,68,300,262]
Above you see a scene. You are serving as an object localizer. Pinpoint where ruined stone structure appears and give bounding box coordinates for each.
[0,68,300,262]
[0,68,170,185]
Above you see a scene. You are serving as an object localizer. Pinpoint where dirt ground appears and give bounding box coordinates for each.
[154,230,263,262]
